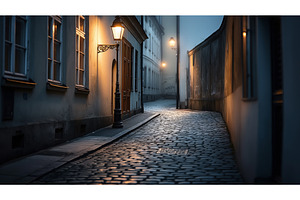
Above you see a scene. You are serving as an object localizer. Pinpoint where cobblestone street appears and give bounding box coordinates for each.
[34,99,244,184]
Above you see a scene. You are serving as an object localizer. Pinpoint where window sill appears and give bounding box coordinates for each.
[46,81,69,92]
[2,77,36,89]
[75,86,90,95]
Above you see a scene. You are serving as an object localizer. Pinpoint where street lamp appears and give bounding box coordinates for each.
[169,37,176,49]
[168,36,179,109]
[98,16,124,128]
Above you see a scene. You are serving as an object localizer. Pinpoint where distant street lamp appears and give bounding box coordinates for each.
[169,37,176,49]
[161,62,167,68]
[98,16,124,128]
[169,36,179,109]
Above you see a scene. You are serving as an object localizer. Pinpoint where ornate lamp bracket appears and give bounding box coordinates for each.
[97,44,117,53]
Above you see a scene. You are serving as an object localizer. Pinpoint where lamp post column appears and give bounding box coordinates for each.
[113,43,123,128]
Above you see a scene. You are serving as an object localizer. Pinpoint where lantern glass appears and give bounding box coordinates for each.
[169,37,176,47]
[111,22,124,41]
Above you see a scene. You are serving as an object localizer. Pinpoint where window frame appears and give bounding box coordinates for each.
[4,16,28,79]
[145,30,148,49]
[47,16,63,84]
[148,33,151,52]
[144,66,147,88]
[135,50,138,92]
[148,68,151,89]
[75,15,86,87]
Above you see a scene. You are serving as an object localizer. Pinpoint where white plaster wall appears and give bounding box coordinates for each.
[161,16,177,97]
[143,16,162,97]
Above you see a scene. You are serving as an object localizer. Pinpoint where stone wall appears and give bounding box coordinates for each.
[188,18,226,112]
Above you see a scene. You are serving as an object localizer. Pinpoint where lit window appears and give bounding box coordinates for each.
[75,16,86,86]
[4,16,27,77]
[48,16,62,82]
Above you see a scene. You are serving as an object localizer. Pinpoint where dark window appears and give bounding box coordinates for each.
[131,47,134,90]
[144,66,147,88]
[135,50,138,92]
[4,16,27,76]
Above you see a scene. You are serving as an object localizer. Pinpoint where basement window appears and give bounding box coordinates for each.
[12,131,24,149]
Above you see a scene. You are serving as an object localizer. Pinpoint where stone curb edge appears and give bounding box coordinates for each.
[29,113,160,184]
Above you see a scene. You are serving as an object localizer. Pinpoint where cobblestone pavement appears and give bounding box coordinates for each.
[34,99,244,184]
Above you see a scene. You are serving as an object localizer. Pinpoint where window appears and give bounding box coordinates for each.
[75,16,86,86]
[144,66,147,88]
[242,16,257,99]
[48,16,62,82]
[148,68,150,88]
[149,33,151,52]
[130,47,134,90]
[152,70,154,89]
[145,30,148,49]
[155,72,158,90]
[4,16,27,77]
[135,50,138,92]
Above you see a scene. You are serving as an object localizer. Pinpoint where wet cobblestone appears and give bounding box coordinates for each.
[34,99,244,184]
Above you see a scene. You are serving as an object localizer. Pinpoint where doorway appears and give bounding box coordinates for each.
[121,38,133,114]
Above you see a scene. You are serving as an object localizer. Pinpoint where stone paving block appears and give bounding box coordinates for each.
[140,181,160,184]
[131,175,147,179]
[33,100,244,184]
[159,181,175,184]
[113,177,128,181]
[123,180,138,184]
[105,181,121,184]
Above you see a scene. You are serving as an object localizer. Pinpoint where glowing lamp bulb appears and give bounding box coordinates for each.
[169,37,176,47]
[111,17,125,41]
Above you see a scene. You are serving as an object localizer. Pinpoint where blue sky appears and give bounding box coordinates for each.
[180,16,224,51]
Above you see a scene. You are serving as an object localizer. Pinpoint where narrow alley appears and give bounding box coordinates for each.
[33,99,243,184]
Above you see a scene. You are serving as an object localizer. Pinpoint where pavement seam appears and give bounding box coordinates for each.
[29,113,160,184]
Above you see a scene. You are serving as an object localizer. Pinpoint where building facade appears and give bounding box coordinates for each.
[161,16,223,107]
[142,16,164,102]
[161,16,177,100]
[0,16,147,164]
[187,16,300,183]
